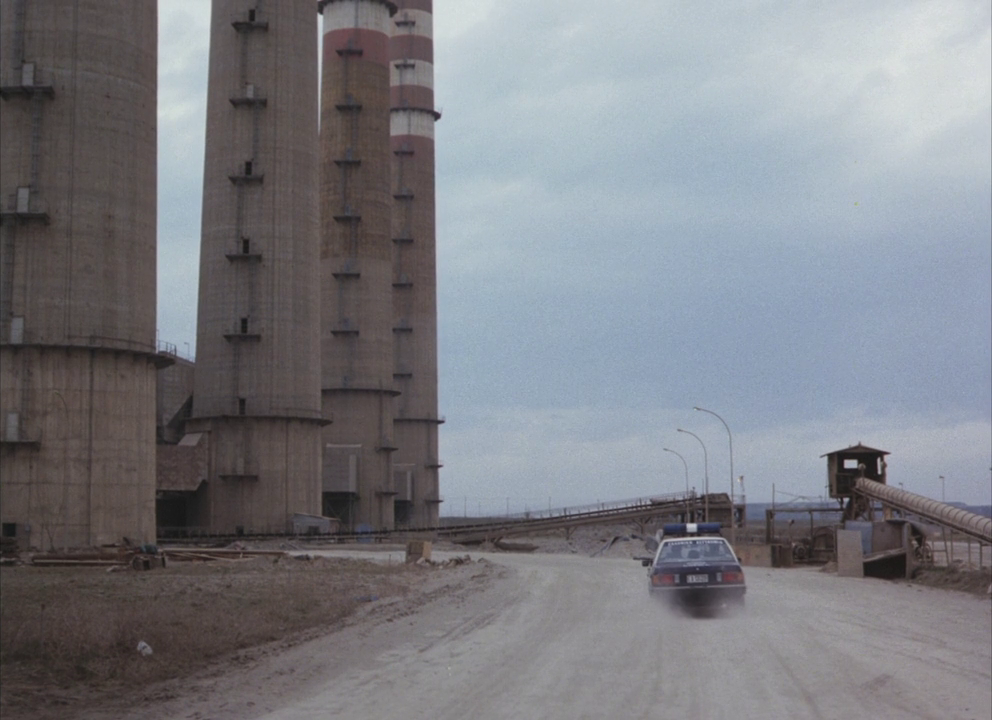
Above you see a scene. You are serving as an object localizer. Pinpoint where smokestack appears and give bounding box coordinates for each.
[320,0,399,531]
[390,0,443,527]
[189,0,324,533]
[0,0,159,547]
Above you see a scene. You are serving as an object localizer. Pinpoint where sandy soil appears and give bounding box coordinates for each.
[6,528,991,719]
[0,551,500,720]
[73,541,992,719]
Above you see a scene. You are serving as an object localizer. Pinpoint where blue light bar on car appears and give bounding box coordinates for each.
[661,522,722,537]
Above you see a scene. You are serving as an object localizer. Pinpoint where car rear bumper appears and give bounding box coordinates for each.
[649,584,746,606]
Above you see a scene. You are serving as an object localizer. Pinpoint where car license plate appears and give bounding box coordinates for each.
[687,574,709,584]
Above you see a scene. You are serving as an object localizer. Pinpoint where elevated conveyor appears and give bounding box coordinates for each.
[855,477,992,544]
[434,492,720,545]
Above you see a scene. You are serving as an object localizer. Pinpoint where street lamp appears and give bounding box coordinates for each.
[677,428,708,521]
[663,448,690,496]
[939,475,945,503]
[694,406,735,544]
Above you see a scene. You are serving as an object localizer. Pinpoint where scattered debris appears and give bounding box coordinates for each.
[405,540,432,564]
[163,548,286,563]
[493,540,537,553]
[408,554,476,568]
[591,536,622,557]
[910,565,992,597]
[441,555,473,567]
[28,546,167,571]
[1,536,20,559]
[136,641,153,657]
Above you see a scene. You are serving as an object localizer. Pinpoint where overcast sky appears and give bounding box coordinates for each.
[157,0,991,511]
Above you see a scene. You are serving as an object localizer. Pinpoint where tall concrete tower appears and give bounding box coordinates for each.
[389,1,442,527]
[319,0,399,531]
[0,1,159,548]
[189,0,323,534]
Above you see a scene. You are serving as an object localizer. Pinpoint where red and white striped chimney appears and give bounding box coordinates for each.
[319,0,399,531]
[390,0,443,527]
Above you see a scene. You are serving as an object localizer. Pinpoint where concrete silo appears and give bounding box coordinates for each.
[188,0,324,534]
[319,0,399,531]
[389,0,442,527]
[0,0,159,548]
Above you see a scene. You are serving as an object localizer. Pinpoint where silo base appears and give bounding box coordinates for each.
[0,346,157,550]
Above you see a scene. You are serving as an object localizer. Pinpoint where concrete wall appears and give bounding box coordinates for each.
[390,0,441,527]
[836,529,865,578]
[734,543,773,567]
[0,1,158,548]
[1,348,157,548]
[157,434,208,493]
[185,417,322,534]
[191,0,323,533]
[0,0,157,350]
[194,0,322,419]
[320,0,399,531]
[872,519,906,553]
[156,357,194,443]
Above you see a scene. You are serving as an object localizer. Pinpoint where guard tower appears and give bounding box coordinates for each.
[822,443,889,499]
[822,443,889,520]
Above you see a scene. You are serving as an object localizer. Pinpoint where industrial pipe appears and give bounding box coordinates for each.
[855,478,992,544]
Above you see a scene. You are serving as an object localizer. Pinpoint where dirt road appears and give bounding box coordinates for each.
[83,552,991,720]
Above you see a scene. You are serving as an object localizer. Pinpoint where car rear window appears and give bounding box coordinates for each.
[656,538,736,562]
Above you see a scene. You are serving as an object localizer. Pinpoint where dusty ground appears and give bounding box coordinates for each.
[0,550,499,720]
[2,526,989,719]
[71,550,992,720]
[909,564,992,596]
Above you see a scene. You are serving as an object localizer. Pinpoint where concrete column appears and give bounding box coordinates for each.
[190,0,323,534]
[320,0,399,531]
[389,0,442,528]
[0,1,159,548]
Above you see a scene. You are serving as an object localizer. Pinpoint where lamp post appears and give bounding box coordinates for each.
[664,447,690,521]
[678,428,708,521]
[939,475,945,503]
[663,447,689,496]
[694,406,736,544]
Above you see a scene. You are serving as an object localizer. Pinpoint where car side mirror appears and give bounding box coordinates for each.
[638,557,652,567]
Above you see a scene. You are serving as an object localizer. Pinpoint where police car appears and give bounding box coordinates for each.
[641,523,746,608]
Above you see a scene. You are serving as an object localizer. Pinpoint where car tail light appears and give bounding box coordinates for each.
[652,573,678,586]
[720,571,744,584]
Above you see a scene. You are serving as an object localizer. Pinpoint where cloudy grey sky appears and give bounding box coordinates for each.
[157,0,991,511]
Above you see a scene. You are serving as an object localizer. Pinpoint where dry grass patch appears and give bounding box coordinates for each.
[0,555,420,705]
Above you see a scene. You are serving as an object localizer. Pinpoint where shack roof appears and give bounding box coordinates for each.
[820,443,890,458]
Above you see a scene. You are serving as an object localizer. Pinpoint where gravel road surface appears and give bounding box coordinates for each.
[89,551,992,720]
